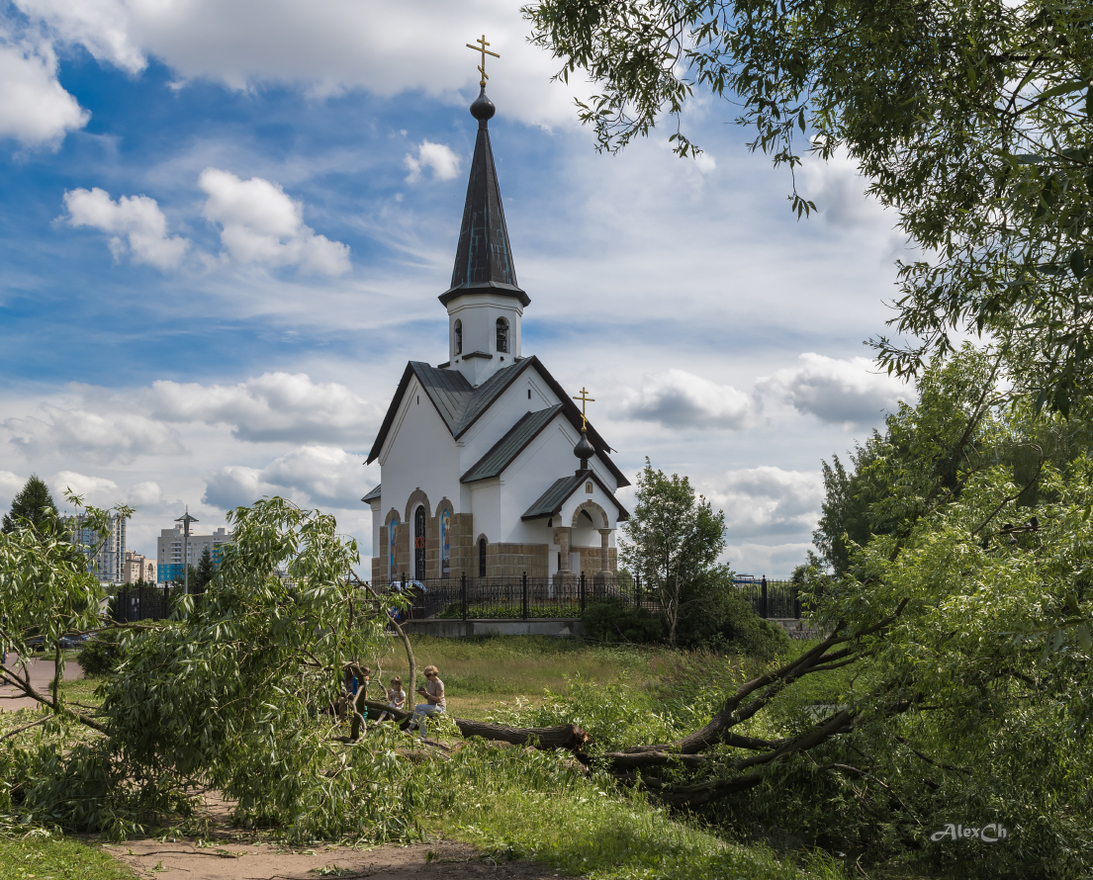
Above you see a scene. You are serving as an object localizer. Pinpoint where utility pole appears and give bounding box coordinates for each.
[175,509,199,597]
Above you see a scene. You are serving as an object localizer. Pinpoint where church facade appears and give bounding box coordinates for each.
[363,88,629,589]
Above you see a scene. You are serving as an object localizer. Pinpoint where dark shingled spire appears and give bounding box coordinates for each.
[439,88,530,307]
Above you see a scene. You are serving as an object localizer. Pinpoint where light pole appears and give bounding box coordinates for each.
[175,509,199,596]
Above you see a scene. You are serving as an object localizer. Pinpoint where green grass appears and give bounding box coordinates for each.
[0,835,135,880]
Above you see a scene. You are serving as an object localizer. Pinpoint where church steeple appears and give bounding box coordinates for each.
[441,75,529,387]
[439,88,529,308]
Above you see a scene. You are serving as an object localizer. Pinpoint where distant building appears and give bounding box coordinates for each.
[123,551,157,584]
[157,525,232,584]
[68,513,127,584]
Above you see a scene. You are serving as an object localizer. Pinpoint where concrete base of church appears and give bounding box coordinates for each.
[397,618,584,639]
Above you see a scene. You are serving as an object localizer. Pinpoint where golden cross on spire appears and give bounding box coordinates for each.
[573,386,595,432]
[466,34,500,88]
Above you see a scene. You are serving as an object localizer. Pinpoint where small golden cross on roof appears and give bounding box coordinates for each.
[466,34,500,88]
[573,386,595,432]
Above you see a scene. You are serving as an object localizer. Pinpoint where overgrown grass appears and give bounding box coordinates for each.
[430,738,844,880]
[0,833,135,880]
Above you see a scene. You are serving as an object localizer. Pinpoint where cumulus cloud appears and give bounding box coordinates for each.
[708,467,824,539]
[198,167,351,275]
[11,0,589,128]
[52,470,120,505]
[0,470,26,510]
[758,353,906,427]
[404,139,460,183]
[147,372,378,444]
[203,445,365,509]
[127,480,162,507]
[63,187,190,269]
[619,369,755,429]
[3,404,186,463]
[723,542,816,579]
[798,150,889,230]
[0,33,88,147]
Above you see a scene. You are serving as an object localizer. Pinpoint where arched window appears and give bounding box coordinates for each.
[478,537,487,578]
[454,320,462,355]
[496,318,509,353]
[414,506,426,580]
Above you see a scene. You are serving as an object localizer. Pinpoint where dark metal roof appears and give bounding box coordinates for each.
[461,405,563,483]
[361,484,381,504]
[521,469,630,522]
[439,108,529,308]
[365,356,629,489]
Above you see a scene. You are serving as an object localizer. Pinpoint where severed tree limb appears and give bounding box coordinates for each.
[349,573,416,697]
[0,659,106,733]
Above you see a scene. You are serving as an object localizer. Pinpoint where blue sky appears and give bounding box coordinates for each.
[0,0,913,577]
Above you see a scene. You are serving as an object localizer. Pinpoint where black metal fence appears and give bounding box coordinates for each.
[113,584,183,623]
[379,574,802,621]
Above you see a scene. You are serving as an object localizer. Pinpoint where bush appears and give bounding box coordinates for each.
[76,628,126,676]
[581,599,665,644]
[676,569,790,659]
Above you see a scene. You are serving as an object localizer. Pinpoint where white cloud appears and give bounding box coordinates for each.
[11,0,592,129]
[63,187,190,270]
[127,480,162,507]
[198,168,351,275]
[203,445,365,510]
[723,542,815,579]
[51,470,120,506]
[619,369,755,429]
[0,470,26,511]
[758,353,906,426]
[147,372,378,444]
[404,139,460,183]
[0,33,87,147]
[3,404,186,463]
[708,466,824,538]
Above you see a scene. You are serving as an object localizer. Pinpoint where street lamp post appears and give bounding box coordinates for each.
[175,509,199,597]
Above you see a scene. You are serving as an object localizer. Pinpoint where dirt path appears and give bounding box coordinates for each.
[0,653,83,710]
[103,838,567,880]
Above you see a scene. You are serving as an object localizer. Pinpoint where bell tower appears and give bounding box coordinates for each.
[439,67,529,386]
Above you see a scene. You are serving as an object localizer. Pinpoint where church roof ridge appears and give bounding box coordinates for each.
[460,404,565,484]
[366,356,630,489]
[439,88,529,308]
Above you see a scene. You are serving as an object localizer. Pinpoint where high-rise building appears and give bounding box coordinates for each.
[157,525,232,584]
[68,513,127,584]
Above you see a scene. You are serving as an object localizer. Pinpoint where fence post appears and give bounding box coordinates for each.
[761,576,768,619]
[580,572,586,615]
[461,572,467,621]
[794,585,801,620]
[636,575,641,608]
[522,572,528,620]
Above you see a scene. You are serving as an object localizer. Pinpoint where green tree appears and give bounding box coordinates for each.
[620,460,726,645]
[2,474,58,534]
[525,0,1093,411]
[193,544,217,594]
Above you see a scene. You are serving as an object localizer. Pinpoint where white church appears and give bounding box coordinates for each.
[363,86,629,590]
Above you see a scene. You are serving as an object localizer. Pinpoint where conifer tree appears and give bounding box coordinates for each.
[2,474,58,534]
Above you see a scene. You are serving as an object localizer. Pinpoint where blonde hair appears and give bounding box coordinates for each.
[391,676,402,686]
[423,665,439,676]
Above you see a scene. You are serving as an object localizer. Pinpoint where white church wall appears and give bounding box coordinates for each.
[468,481,501,544]
[458,365,559,470]
[446,292,525,385]
[379,377,462,525]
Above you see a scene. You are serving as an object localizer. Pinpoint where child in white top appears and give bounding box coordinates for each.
[378,676,406,722]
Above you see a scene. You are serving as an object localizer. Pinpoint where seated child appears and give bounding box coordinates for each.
[377,676,406,722]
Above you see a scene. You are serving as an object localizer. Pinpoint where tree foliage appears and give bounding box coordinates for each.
[524,0,1093,409]
[2,475,58,535]
[620,460,726,645]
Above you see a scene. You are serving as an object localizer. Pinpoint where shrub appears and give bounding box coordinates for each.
[581,599,665,644]
[76,629,127,676]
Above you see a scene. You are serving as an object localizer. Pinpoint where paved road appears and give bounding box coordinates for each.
[0,653,84,711]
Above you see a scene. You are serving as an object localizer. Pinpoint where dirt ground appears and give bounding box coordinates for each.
[102,837,568,880]
[0,653,83,710]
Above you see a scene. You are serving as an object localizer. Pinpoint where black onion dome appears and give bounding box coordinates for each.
[471,88,496,121]
[574,431,595,464]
